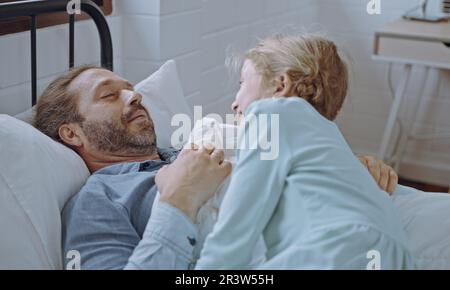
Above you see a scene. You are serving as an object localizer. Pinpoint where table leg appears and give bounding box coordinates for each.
[392,67,431,171]
[378,64,412,163]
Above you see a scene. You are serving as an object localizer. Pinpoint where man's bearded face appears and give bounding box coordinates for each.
[69,68,158,156]
[80,103,157,155]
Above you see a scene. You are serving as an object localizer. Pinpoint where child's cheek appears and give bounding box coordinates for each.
[241,89,256,111]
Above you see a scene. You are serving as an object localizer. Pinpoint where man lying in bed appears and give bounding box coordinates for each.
[33,66,399,270]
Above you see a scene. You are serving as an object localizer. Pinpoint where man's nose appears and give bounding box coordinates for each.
[124,90,142,106]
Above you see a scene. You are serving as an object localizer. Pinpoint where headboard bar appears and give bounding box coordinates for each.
[31,14,37,105]
[0,0,113,106]
[69,13,75,69]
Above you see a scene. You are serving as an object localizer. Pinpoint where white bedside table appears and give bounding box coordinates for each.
[373,18,450,171]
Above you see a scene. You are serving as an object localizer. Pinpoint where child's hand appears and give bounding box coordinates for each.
[358,155,398,196]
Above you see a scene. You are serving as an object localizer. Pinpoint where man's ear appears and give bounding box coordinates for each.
[272,73,295,97]
[59,123,84,148]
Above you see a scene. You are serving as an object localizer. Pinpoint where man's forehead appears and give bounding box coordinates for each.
[74,68,123,86]
[68,68,131,100]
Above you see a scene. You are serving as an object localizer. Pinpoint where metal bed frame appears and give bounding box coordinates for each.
[0,0,113,106]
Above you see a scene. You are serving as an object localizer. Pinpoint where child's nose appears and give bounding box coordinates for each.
[231,101,239,113]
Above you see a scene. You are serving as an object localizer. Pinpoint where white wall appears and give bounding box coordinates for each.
[0,0,449,186]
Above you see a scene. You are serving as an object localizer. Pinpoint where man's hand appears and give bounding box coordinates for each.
[358,155,398,195]
[155,145,232,222]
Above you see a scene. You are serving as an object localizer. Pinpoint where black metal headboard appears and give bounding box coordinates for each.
[0,0,113,106]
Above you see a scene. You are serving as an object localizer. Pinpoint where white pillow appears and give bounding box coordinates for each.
[2,60,191,269]
[136,60,193,148]
[393,186,450,269]
[0,115,90,269]
[14,107,34,124]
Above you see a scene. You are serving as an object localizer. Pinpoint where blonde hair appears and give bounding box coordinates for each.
[244,34,348,121]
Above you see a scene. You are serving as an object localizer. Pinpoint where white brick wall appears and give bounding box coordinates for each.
[0,0,448,186]
[198,0,317,116]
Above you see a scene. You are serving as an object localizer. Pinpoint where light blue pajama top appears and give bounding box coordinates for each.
[196,97,416,270]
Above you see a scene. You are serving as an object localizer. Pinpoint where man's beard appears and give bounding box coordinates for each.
[81,108,157,156]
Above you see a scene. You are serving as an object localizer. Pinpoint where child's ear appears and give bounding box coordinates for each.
[273,75,285,94]
[273,73,295,97]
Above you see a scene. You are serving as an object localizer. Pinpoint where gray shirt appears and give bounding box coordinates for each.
[62,148,198,270]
